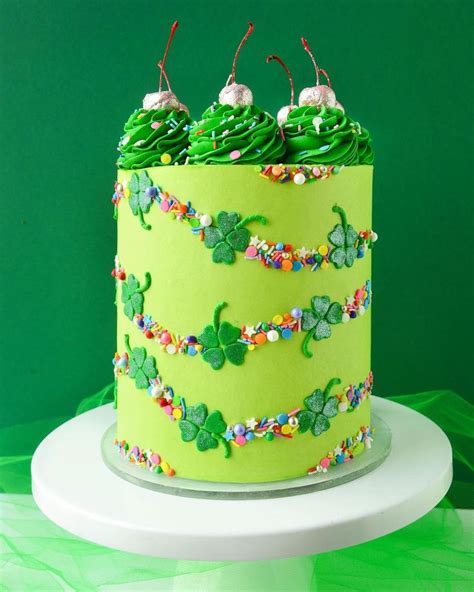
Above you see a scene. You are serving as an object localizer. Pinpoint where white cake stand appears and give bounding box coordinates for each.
[32,397,452,561]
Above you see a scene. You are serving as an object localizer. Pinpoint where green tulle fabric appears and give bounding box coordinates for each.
[0,388,472,590]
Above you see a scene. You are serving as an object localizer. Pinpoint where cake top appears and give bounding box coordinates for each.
[116,23,373,169]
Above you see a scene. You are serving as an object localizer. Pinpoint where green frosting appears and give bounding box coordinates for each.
[187,104,285,165]
[282,106,373,166]
[117,108,191,170]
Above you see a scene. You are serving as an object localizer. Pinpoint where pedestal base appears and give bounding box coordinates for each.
[32,397,452,561]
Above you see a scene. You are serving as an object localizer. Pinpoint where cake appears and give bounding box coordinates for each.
[111,24,376,484]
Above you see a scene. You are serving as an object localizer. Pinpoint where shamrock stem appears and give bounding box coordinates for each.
[137,209,151,231]
[136,272,152,293]
[235,214,268,230]
[215,434,231,458]
[213,301,227,332]
[124,334,132,356]
[324,377,342,400]
[332,205,348,231]
[302,328,316,358]
[113,205,118,221]
[113,378,118,409]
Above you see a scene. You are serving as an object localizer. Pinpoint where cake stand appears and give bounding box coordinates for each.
[32,396,452,561]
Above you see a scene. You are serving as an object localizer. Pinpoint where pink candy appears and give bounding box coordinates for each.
[245,246,258,258]
[151,121,161,129]
[235,435,246,446]
[150,454,161,465]
[320,457,330,469]
[160,332,171,344]
[160,200,170,212]
[229,150,241,160]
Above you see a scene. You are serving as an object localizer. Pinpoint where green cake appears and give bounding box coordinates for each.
[111,25,376,483]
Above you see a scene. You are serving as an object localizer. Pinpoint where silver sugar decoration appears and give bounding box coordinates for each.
[218,83,253,107]
[143,91,180,111]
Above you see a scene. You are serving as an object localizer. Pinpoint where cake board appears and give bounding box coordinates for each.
[32,396,452,561]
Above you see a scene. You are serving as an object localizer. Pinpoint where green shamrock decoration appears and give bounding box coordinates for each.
[197,302,247,370]
[179,403,230,457]
[301,295,343,358]
[121,272,151,320]
[124,334,157,389]
[328,205,358,268]
[297,378,341,436]
[128,171,154,230]
[204,211,267,264]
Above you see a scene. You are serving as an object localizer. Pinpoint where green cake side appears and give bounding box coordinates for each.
[114,164,373,482]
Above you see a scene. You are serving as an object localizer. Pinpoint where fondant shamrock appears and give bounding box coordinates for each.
[328,205,358,268]
[121,272,151,321]
[128,171,156,230]
[124,334,157,389]
[301,295,342,358]
[297,378,341,436]
[197,302,247,370]
[204,211,267,264]
[179,403,230,457]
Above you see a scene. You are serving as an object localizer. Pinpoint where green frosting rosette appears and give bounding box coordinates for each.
[117,108,191,170]
[187,103,285,165]
[282,106,374,166]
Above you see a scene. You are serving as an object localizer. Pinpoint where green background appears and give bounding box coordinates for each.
[1,0,472,429]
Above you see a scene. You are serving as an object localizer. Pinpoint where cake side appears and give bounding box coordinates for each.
[113,164,373,482]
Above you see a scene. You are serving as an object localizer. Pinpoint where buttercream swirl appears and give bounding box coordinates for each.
[282,106,373,166]
[187,104,285,165]
[117,108,191,170]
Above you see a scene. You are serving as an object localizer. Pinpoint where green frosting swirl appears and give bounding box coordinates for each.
[187,104,285,165]
[117,108,191,170]
[282,106,373,166]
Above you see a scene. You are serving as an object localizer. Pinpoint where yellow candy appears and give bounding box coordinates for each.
[321,260,329,269]
[124,187,131,199]
[161,153,172,164]
[160,461,170,472]
[281,424,292,435]
[272,314,283,325]
[172,408,183,419]
[318,244,329,256]
[248,344,255,351]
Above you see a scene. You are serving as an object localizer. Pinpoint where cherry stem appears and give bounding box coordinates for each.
[157,60,172,92]
[319,68,332,88]
[301,37,320,86]
[266,55,295,105]
[159,20,179,92]
[231,22,254,84]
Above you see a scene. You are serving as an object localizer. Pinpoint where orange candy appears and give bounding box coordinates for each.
[254,333,267,345]
[281,259,293,272]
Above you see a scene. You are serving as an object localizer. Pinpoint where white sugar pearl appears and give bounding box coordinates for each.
[266,329,279,342]
[358,306,366,316]
[342,312,350,323]
[338,402,348,413]
[293,172,306,185]
[166,344,177,355]
[200,214,212,227]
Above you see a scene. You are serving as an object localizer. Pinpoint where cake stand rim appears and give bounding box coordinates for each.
[31,396,453,561]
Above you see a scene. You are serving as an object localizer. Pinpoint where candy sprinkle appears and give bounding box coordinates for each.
[229,149,241,160]
[161,153,172,164]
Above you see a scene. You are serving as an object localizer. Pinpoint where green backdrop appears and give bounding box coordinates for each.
[1,0,472,430]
